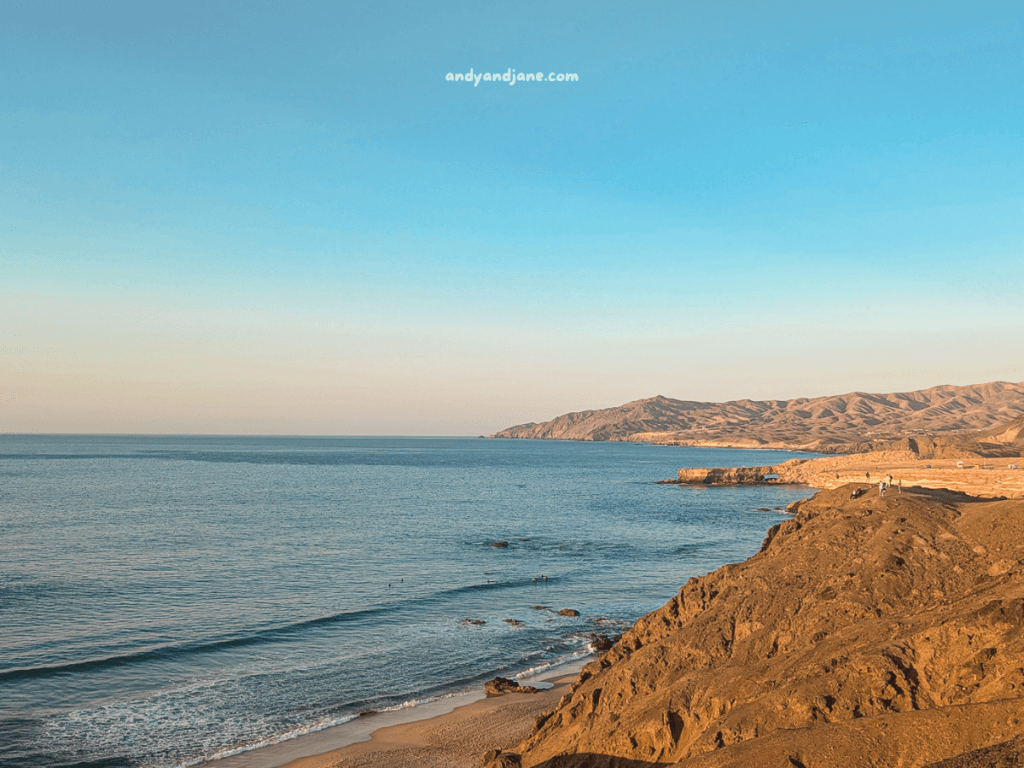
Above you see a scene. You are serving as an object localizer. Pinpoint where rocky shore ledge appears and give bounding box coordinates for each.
[487,485,1024,767]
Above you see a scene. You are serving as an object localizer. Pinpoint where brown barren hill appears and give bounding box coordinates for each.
[491,381,1024,453]
[985,414,1024,444]
[494,486,1024,768]
[899,413,1024,460]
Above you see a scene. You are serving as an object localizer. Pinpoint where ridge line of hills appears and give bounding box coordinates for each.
[491,380,1024,457]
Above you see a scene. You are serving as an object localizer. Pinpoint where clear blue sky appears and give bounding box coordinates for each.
[2,0,1022,434]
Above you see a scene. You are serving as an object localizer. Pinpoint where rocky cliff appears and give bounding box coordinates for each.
[491,381,1024,453]
[493,486,1024,767]
[673,466,779,485]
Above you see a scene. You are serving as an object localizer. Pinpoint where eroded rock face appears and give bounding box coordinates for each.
[513,486,1024,767]
[674,466,775,485]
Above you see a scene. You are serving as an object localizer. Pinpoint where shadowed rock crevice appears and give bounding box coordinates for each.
[922,734,1024,768]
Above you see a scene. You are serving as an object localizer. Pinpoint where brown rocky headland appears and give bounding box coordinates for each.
[493,485,1024,767]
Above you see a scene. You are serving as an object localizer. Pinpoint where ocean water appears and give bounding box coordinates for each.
[0,436,816,768]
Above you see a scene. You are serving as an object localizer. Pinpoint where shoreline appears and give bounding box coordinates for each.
[214,657,590,768]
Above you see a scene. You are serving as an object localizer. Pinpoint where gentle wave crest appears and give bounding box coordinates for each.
[0,577,548,682]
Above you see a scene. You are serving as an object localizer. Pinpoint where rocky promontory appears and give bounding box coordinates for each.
[491,485,1024,767]
[672,451,1024,499]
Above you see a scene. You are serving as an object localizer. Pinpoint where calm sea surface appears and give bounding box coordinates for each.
[0,436,816,767]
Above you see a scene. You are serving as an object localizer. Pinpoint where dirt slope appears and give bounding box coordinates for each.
[491,382,1024,452]
[494,486,1024,768]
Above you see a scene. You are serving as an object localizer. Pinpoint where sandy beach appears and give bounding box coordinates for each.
[273,673,575,768]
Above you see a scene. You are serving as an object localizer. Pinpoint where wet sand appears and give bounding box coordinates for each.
[274,674,574,768]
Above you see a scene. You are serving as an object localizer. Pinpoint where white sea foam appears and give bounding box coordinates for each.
[191,648,597,767]
[514,648,595,681]
[174,712,361,767]
[163,652,594,767]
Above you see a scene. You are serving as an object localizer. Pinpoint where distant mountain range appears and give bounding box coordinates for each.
[491,381,1024,454]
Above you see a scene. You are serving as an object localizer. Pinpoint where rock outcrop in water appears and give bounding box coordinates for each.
[485,677,542,697]
[490,486,1024,767]
[674,466,778,485]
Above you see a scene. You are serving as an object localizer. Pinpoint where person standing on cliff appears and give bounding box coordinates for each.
[879,480,886,497]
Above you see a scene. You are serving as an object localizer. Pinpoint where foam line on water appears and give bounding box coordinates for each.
[174,712,361,768]
[196,648,596,768]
